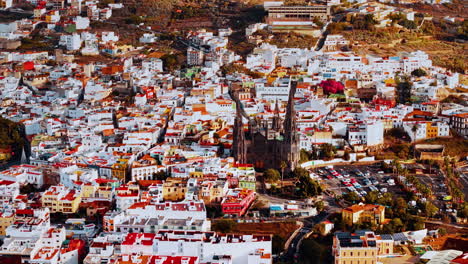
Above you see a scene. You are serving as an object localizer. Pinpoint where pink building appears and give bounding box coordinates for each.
[221,188,256,216]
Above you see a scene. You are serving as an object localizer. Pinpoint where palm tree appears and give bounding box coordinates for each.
[411,124,418,143]
[427,159,435,174]
[280,161,287,193]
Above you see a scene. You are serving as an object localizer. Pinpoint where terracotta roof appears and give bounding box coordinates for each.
[343,204,384,213]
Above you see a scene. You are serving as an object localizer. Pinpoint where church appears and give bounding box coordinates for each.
[232,80,300,171]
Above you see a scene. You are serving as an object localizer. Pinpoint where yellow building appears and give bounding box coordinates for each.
[199,181,227,204]
[189,171,204,178]
[333,231,394,264]
[42,185,82,214]
[80,178,117,201]
[162,178,187,201]
[342,204,385,226]
[97,186,113,200]
[81,184,98,199]
[112,159,129,181]
[335,247,377,264]
[0,211,14,235]
[425,122,439,139]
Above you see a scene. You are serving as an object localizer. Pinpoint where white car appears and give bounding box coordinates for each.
[380,188,387,193]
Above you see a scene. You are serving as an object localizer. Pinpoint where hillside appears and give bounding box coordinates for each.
[0,117,28,163]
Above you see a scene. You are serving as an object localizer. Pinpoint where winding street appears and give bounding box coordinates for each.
[277,210,332,263]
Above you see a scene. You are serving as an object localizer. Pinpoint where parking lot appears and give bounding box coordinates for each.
[457,165,468,199]
[311,164,404,198]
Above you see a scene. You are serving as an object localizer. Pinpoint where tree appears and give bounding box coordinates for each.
[343,191,361,204]
[152,171,168,181]
[438,227,447,236]
[411,68,427,77]
[411,217,425,230]
[212,220,236,233]
[343,150,351,161]
[300,238,327,264]
[411,124,418,143]
[394,197,408,217]
[390,218,404,232]
[364,191,379,204]
[264,169,280,183]
[20,183,38,194]
[272,235,286,254]
[299,149,311,163]
[142,0,176,17]
[312,17,324,27]
[319,143,336,160]
[318,80,345,95]
[457,202,468,219]
[398,19,417,29]
[376,192,394,206]
[423,202,438,218]
[396,77,412,104]
[314,200,325,212]
[280,161,287,191]
[295,167,322,198]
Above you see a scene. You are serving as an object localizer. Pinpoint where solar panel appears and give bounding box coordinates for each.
[392,233,408,241]
[380,234,393,240]
[336,232,351,239]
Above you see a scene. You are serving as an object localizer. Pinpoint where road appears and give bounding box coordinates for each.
[277,210,331,263]
[424,220,468,231]
[314,22,330,51]
[257,193,294,205]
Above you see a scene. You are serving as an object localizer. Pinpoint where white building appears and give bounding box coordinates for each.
[59,165,99,189]
[101,31,119,43]
[131,164,165,181]
[187,47,204,66]
[0,180,20,203]
[73,16,90,30]
[120,231,272,264]
[29,227,67,264]
[0,164,44,187]
[347,121,384,146]
[5,208,51,239]
[139,33,158,44]
[142,58,163,72]
[59,34,82,51]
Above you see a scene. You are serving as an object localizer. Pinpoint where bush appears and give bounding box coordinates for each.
[398,19,417,29]
[328,22,348,34]
[264,169,280,183]
[411,68,427,77]
[125,15,143,25]
[272,234,286,254]
[212,219,236,233]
